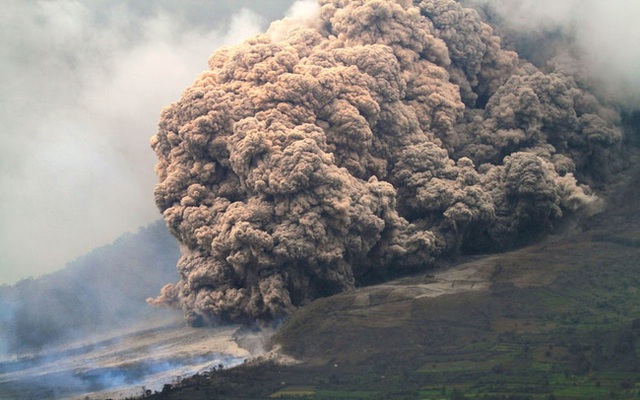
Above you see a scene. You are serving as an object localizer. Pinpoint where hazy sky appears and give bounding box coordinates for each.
[0,0,296,285]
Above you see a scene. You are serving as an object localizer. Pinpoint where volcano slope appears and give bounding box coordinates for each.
[139,162,640,399]
[143,0,640,397]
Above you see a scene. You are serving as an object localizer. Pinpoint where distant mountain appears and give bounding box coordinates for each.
[0,220,180,356]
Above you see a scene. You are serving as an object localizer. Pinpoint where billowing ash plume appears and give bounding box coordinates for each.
[149,0,623,325]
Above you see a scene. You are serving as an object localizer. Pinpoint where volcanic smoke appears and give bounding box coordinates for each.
[149,0,623,325]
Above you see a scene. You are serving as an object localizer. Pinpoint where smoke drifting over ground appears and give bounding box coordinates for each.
[0,222,179,358]
[150,0,627,325]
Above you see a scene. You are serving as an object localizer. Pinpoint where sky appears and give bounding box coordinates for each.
[0,0,297,285]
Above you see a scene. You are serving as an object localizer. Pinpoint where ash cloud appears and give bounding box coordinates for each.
[150,0,627,325]
[0,0,296,285]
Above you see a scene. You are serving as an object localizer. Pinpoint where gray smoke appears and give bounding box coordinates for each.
[0,0,296,285]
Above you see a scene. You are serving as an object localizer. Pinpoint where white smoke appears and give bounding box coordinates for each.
[268,0,321,41]
[467,0,640,106]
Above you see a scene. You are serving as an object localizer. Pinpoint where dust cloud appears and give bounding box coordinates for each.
[149,0,628,325]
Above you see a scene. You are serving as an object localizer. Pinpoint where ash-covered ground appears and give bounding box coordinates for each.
[0,316,257,400]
